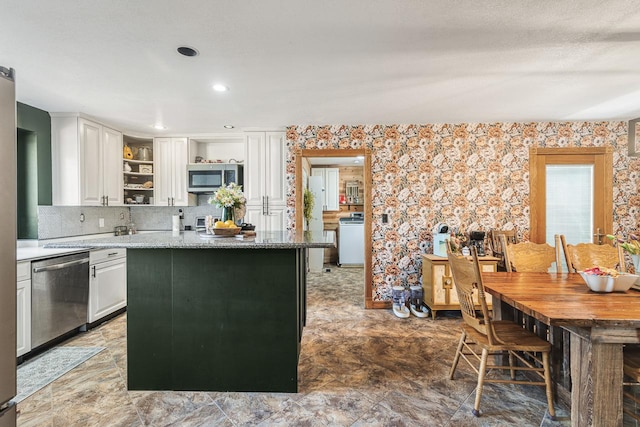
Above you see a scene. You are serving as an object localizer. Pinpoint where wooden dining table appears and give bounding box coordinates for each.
[481,272,640,427]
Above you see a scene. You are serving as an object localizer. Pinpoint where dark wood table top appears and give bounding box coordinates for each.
[482,272,640,328]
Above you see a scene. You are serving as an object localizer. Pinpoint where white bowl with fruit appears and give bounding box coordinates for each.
[579,266,639,293]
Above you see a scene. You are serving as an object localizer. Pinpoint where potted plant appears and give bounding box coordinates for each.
[303,188,315,229]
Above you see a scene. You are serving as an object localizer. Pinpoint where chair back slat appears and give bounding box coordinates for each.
[559,234,626,272]
[501,235,561,272]
[446,243,498,345]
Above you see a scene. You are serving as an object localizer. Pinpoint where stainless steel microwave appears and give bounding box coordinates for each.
[187,163,244,193]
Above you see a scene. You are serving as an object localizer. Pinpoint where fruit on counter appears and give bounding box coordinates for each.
[213,220,239,229]
[582,266,620,277]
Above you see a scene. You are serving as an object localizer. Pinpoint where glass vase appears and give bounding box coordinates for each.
[632,254,640,273]
[221,206,234,224]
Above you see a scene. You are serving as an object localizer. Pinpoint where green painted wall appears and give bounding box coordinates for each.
[16,102,52,239]
[17,129,38,238]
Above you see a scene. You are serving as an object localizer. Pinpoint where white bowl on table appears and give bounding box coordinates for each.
[579,271,639,293]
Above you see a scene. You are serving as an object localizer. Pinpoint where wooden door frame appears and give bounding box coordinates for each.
[295,148,374,308]
[529,147,613,244]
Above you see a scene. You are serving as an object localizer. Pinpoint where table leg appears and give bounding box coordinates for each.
[569,332,623,427]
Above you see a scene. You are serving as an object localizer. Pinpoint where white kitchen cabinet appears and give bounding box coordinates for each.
[16,261,31,357]
[89,249,127,323]
[244,132,287,231]
[311,167,339,211]
[154,137,189,206]
[51,115,123,206]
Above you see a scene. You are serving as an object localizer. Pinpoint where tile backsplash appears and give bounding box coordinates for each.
[37,204,224,239]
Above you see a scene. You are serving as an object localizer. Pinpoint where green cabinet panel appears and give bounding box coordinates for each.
[127,248,304,392]
[127,249,173,390]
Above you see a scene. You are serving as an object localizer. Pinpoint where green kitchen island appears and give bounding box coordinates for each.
[47,230,335,393]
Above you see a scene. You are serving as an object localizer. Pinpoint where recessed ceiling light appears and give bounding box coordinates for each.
[224,125,235,129]
[152,124,166,130]
[212,84,229,92]
[177,46,199,57]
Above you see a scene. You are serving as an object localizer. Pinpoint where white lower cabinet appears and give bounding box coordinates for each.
[245,205,287,233]
[89,249,127,323]
[16,261,31,357]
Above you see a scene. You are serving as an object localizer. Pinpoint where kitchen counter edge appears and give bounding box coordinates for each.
[44,230,336,250]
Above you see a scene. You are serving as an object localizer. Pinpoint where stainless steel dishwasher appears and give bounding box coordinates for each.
[31,252,90,349]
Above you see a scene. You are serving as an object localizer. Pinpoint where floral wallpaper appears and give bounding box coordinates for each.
[285,122,640,302]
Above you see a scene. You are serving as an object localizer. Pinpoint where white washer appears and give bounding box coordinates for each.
[338,216,364,266]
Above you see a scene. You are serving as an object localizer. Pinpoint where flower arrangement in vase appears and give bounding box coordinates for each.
[607,233,640,273]
[208,183,246,224]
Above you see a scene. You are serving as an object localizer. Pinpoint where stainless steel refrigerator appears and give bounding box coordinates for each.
[0,66,17,427]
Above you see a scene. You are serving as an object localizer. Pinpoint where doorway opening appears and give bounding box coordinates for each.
[295,148,374,308]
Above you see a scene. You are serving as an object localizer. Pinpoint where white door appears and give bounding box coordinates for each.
[325,168,340,211]
[311,168,326,210]
[16,278,30,357]
[264,132,286,206]
[154,138,173,206]
[170,138,189,206]
[102,127,123,206]
[244,133,265,206]
[265,205,287,232]
[244,206,264,230]
[89,258,127,323]
[79,118,103,205]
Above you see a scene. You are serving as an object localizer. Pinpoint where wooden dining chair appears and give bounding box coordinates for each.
[446,245,555,419]
[624,346,640,422]
[559,234,626,272]
[500,234,562,273]
[489,228,518,271]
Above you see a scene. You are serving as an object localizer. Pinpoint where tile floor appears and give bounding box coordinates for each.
[16,265,575,426]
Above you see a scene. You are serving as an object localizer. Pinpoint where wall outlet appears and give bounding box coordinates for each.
[99,218,105,228]
[382,214,388,224]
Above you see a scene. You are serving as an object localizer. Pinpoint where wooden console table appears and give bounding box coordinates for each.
[421,254,498,319]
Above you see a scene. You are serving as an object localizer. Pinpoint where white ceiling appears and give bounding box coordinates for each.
[3,0,640,136]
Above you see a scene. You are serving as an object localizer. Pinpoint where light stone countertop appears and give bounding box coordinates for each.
[44,230,336,250]
[16,233,116,261]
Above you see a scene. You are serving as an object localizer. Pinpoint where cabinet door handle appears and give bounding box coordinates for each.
[172,197,175,206]
[92,265,96,278]
[168,197,171,206]
[105,195,109,206]
[265,196,269,215]
[262,196,266,215]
